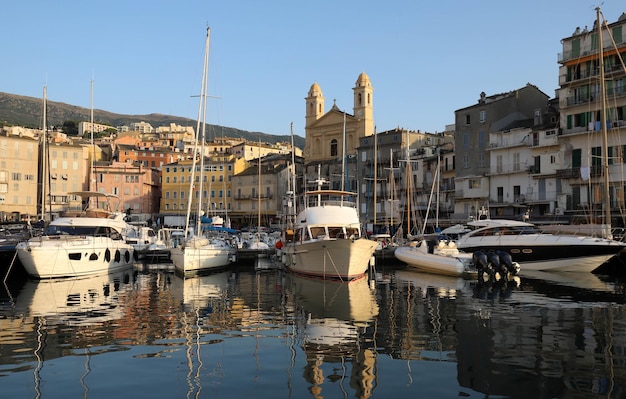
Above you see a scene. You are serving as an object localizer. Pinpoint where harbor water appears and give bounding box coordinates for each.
[2,258,626,398]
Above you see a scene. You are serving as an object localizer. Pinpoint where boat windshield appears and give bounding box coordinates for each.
[471,225,541,237]
[45,225,122,239]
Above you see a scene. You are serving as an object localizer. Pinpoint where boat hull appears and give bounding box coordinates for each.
[16,236,135,279]
[171,245,233,275]
[456,237,623,272]
[394,245,475,277]
[284,238,377,280]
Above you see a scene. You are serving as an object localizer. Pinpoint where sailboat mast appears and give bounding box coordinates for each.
[373,127,377,232]
[389,149,393,235]
[290,122,297,219]
[258,141,261,242]
[405,129,411,237]
[40,85,47,221]
[341,112,346,191]
[197,27,211,237]
[597,7,612,236]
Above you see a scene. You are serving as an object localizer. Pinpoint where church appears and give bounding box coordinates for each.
[303,72,375,191]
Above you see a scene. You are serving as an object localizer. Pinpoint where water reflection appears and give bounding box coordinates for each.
[287,274,378,398]
[2,265,626,398]
[0,267,136,398]
[169,271,231,399]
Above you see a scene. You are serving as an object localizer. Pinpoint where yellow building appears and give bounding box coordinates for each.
[45,142,90,219]
[159,155,247,219]
[230,157,291,229]
[0,131,40,221]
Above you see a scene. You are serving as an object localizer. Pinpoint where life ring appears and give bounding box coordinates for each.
[105,248,111,262]
[124,250,130,263]
[115,250,121,262]
[275,240,283,249]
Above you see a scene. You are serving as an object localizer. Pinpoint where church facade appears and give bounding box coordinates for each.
[303,72,375,191]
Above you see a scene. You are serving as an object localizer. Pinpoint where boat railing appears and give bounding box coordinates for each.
[306,198,357,208]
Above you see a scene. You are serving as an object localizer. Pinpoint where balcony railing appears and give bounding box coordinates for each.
[555,165,603,179]
[234,193,274,200]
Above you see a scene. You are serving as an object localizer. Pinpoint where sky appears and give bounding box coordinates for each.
[2,1,624,139]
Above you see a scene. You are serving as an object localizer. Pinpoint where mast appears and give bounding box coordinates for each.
[186,27,210,237]
[598,7,612,238]
[341,111,346,191]
[90,79,98,198]
[197,27,211,237]
[373,127,377,232]
[405,129,411,237]
[257,141,261,243]
[287,122,297,230]
[39,85,47,221]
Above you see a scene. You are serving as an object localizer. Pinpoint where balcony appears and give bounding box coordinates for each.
[555,165,602,179]
[234,193,274,200]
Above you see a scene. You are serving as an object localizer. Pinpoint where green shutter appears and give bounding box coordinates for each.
[613,26,623,44]
[573,148,582,167]
[567,115,573,129]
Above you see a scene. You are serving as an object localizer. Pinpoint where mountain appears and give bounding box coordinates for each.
[0,91,304,148]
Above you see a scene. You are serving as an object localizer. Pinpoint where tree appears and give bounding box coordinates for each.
[62,120,79,135]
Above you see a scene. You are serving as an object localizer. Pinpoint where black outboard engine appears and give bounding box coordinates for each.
[496,250,521,276]
[472,251,494,280]
[486,250,507,279]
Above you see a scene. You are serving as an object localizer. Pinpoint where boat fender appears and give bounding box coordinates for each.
[105,248,111,262]
[133,251,139,262]
[125,250,131,263]
[115,250,121,262]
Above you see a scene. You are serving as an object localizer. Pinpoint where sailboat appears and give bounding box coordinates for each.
[170,27,236,276]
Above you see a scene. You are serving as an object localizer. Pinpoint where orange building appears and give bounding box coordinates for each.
[92,160,160,218]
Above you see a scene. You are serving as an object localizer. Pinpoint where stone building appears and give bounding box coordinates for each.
[303,72,375,192]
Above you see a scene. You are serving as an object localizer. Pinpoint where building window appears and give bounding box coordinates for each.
[469,179,481,189]
[330,139,338,157]
[513,153,520,171]
[478,131,486,149]
[480,110,486,123]
[479,152,486,167]
[465,114,471,125]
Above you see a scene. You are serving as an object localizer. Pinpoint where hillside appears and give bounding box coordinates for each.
[0,92,304,148]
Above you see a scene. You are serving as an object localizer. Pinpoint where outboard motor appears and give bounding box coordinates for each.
[486,250,507,280]
[496,250,521,276]
[472,251,494,280]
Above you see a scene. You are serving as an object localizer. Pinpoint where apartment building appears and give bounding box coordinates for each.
[230,157,290,230]
[159,155,247,219]
[454,85,550,219]
[0,130,39,221]
[556,11,626,223]
[45,141,90,219]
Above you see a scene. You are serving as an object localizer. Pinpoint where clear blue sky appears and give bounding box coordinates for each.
[2,1,623,138]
